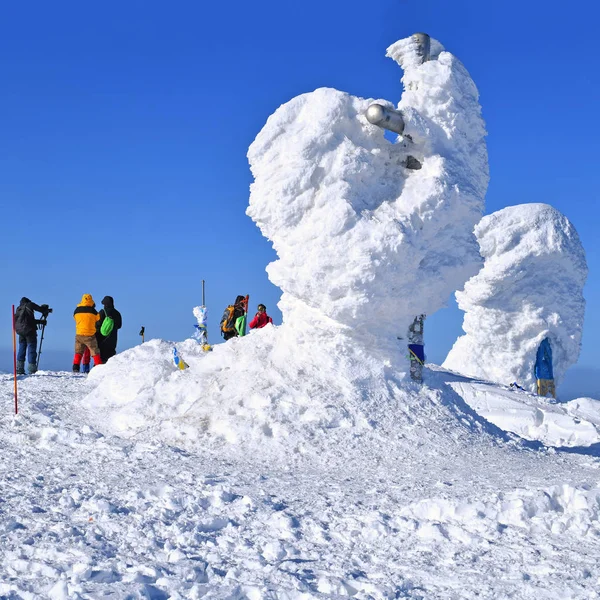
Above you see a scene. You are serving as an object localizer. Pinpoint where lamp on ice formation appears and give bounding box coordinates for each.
[365,104,406,135]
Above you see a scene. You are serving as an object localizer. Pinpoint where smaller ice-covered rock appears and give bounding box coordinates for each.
[444,203,587,392]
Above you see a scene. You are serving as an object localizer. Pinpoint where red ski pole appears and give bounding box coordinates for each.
[12,304,18,414]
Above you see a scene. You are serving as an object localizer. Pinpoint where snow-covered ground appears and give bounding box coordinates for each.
[2,346,600,599]
[2,32,597,600]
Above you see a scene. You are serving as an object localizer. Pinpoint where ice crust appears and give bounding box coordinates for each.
[444,203,588,392]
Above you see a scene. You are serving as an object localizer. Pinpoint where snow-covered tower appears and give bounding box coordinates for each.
[247,34,489,364]
[443,203,588,393]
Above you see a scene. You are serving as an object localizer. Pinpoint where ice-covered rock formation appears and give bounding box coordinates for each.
[247,35,488,357]
[443,204,588,392]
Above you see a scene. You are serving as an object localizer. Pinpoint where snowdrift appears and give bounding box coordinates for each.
[84,330,396,450]
[83,337,600,452]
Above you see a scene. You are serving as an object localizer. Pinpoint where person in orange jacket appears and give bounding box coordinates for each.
[72,294,102,372]
[80,300,96,373]
[249,304,273,330]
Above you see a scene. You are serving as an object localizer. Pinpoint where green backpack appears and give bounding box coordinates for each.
[100,310,115,336]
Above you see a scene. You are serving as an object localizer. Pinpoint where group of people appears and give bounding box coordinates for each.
[72,294,122,373]
[221,295,273,341]
[14,294,122,375]
[16,291,275,375]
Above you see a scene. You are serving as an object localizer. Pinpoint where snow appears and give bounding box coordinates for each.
[443,369,600,448]
[444,203,588,392]
[3,366,600,598]
[2,34,599,598]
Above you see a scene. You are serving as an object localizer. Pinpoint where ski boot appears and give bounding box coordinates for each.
[16,360,25,375]
[27,363,37,375]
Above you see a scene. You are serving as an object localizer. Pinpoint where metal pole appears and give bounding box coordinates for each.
[412,33,431,64]
[12,305,18,414]
[201,280,208,346]
[36,322,46,371]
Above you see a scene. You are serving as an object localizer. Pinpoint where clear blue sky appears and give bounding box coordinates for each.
[1,0,599,379]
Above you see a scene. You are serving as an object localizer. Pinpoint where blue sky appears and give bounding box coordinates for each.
[1,0,599,390]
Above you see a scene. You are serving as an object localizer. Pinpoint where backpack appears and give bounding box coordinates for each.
[100,310,115,337]
[220,305,236,335]
[15,304,35,335]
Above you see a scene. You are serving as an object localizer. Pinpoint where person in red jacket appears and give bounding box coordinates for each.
[249,304,273,330]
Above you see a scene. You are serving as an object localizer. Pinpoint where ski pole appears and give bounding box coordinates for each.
[12,305,18,414]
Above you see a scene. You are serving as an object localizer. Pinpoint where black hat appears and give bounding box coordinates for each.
[20,297,31,305]
[101,296,114,306]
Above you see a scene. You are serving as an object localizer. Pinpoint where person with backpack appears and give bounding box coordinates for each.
[14,297,51,375]
[249,304,273,330]
[220,295,248,341]
[96,295,122,364]
[72,294,102,372]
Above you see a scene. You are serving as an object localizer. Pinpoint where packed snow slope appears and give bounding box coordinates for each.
[3,359,600,599]
[444,203,588,391]
[247,34,488,363]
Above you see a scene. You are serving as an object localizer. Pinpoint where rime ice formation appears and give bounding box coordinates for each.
[443,204,588,392]
[84,35,490,447]
[247,35,488,355]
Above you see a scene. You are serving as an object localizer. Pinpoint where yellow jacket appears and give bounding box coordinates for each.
[73,294,99,336]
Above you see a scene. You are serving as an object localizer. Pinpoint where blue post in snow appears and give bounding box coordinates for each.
[535,337,555,398]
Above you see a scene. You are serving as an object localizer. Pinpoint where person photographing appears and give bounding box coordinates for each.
[15,297,52,374]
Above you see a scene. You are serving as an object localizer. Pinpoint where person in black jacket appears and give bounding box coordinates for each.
[96,296,122,364]
[15,297,51,374]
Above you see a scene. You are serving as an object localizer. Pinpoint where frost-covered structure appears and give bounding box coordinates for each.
[247,35,488,357]
[444,204,588,392]
[84,35,490,447]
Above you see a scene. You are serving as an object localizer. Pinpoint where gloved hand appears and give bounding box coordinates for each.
[37,320,47,329]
